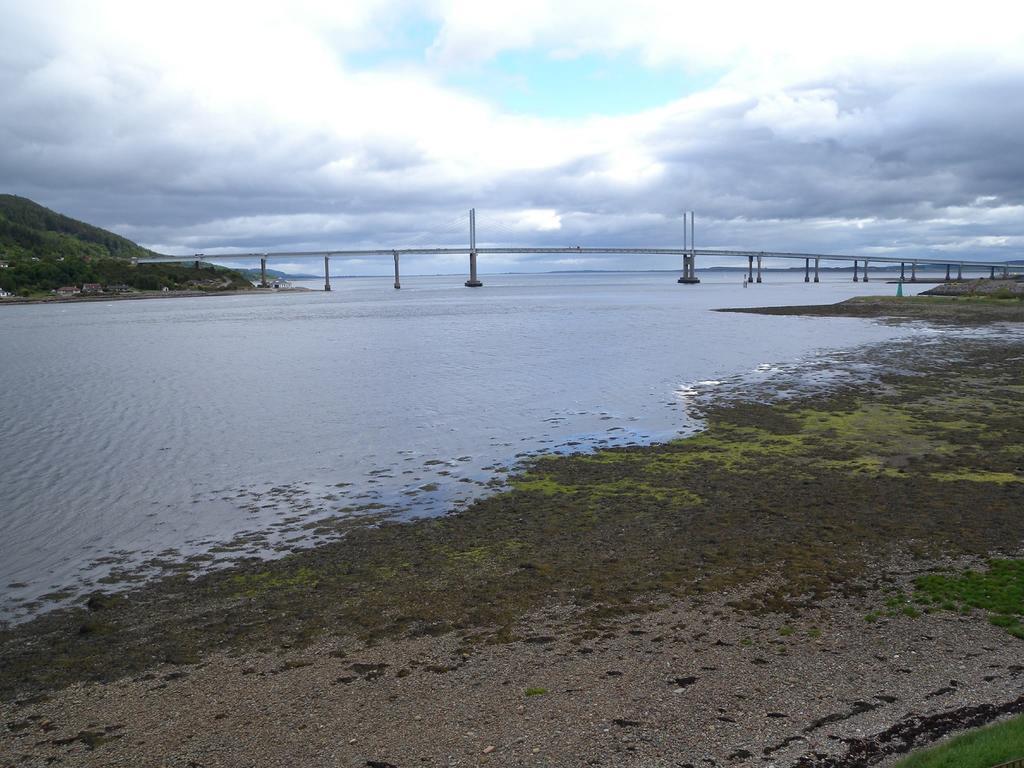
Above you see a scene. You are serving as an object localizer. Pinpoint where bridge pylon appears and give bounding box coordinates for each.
[677,211,700,284]
[465,208,483,287]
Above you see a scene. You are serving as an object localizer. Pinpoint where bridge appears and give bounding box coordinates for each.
[136,209,1019,290]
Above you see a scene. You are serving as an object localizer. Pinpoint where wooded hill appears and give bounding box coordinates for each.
[0,195,251,295]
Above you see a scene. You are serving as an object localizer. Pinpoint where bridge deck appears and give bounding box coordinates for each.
[136,246,1016,271]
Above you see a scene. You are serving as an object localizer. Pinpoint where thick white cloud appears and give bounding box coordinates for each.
[1,0,1024,272]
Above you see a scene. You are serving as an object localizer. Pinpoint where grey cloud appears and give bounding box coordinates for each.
[2,14,1024,270]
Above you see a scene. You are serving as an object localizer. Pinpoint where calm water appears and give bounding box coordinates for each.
[0,271,937,620]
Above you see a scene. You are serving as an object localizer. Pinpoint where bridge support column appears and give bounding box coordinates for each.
[465,207,482,287]
[260,257,268,288]
[900,262,905,282]
[677,254,700,283]
[945,264,951,282]
[393,251,401,289]
[747,255,754,283]
[465,251,482,287]
[194,259,200,270]
[804,258,809,282]
[853,259,859,282]
[756,254,763,283]
[911,263,917,282]
[957,264,963,280]
[814,257,820,283]
[863,260,870,282]
[990,266,996,279]
[324,255,331,292]
[676,211,699,283]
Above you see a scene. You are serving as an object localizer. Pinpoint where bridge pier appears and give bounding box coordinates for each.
[324,255,331,292]
[911,263,917,282]
[990,266,996,279]
[945,264,951,282]
[957,264,963,280]
[194,259,200,270]
[863,260,870,281]
[260,257,268,288]
[676,211,699,284]
[804,258,809,282]
[393,251,401,289]
[677,254,700,283]
[756,253,763,283]
[814,257,820,283]
[747,255,754,283]
[900,262,905,282]
[465,251,482,287]
[853,259,859,282]
[465,208,482,287]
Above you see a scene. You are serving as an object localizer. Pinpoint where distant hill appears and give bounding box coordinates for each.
[0,195,252,297]
[239,267,319,281]
[0,194,156,262]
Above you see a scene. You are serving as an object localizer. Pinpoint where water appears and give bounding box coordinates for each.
[0,271,937,620]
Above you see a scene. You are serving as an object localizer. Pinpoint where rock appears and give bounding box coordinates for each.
[483,745,495,754]
[85,592,115,612]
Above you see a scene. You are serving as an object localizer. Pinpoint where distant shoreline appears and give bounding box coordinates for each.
[0,287,310,306]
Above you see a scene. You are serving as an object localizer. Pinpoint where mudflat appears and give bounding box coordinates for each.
[2,302,1024,767]
[718,294,1024,324]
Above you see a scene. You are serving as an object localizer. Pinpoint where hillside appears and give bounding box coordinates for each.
[0,195,252,296]
[0,194,155,262]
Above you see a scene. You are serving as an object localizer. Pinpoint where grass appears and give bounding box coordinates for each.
[912,560,1024,639]
[893,713,1024,767]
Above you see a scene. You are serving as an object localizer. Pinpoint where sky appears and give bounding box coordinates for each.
[2,0,1024,275]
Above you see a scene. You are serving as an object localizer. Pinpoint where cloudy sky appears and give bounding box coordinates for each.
[2,0,1024,275]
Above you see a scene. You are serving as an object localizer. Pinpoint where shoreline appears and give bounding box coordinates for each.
[3,298,1024,766]
[0,287,310,305]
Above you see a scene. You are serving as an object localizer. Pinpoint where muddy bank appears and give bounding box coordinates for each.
[2,337,1024,765]
[718,295,1024,323]
[922,278,1024,298]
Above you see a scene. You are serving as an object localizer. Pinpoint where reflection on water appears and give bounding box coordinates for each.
[0,271,939,620]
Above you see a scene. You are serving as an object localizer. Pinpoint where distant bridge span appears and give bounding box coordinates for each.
[136,209,1019,290]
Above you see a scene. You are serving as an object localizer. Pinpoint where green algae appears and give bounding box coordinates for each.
[514,470,703,508]
[930,469,1023,484]
[231,566,320,597]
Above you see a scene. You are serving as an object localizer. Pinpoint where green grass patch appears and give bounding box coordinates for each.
[893,713,1024,768]
[912,560,1024,638]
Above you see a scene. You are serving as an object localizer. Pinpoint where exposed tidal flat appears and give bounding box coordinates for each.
[2,292,1024,767]
[721,293,1024,324]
